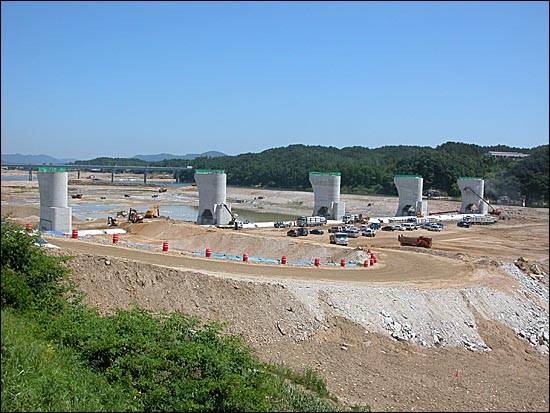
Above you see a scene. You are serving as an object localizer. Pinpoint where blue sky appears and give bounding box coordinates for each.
[1,1,548,159]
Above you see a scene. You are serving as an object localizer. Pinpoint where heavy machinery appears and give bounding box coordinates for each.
[128,208,144,223]
[144,205,160,218]
[222,204,243,229]
[107,216,119,227]
[398,234,432,248]
[464,187,501,216]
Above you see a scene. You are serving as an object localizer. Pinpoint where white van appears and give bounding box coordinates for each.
[402,222,417,231]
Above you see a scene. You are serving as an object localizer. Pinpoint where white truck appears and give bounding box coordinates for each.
[297,216,327,227]
[330,232,349,246]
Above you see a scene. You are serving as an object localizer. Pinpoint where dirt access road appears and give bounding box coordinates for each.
[2,172,549,411]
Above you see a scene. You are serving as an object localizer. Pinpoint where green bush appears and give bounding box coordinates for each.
[41,305,277,411]
[1,308,138,412]
[1,219,72,312]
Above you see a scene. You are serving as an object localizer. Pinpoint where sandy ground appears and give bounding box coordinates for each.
[2,169,549,412]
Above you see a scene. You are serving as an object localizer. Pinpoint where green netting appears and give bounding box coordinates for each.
[195,169,224,174]
[38,167,66,172]
[309,171,341,176]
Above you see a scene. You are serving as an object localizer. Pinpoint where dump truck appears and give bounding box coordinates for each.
[398,234,432,248]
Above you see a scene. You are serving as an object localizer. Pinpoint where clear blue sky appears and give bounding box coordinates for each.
[2,1,548,160]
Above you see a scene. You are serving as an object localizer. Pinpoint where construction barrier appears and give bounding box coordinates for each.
[206,248,212,258]
[314,258,320,267]
[364,259,369,267]
[281,255,287,264]
[26,223,32,231]
[72,229,78,239]
[243,253,249,262]
[372,254,378,263]
[370,257,374,266]
[162,241,169,251]
[340,258,346,267]
[113,233,119,244]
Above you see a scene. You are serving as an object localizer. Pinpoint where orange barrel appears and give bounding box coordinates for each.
[72,229,78,239]
[243,253,249,262]
[162,241,169,251]
[206,248,212,258]
[113,233,119,244]
[26,223,32,231]
[370,257,375,266]
[340,258,346,267]
[364,259,369,267]
[281,255,287,264]
[367,247,372,254]
[373,254,378,263]
[314,258,320,267]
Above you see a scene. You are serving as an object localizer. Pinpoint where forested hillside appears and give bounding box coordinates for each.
[77,142,549,206]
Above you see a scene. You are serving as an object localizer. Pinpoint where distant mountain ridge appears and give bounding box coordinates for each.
[132,151,226,162]
[0,154,78,165]
[1,151,227,165]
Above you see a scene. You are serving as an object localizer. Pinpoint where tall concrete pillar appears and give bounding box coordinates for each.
[37,169,72,233]
[394,175,428,217]
[309,172,345,219]
[194,170,232,225]
[457,177,488,214]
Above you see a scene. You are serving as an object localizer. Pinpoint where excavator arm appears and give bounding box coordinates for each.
[464,187,500,215]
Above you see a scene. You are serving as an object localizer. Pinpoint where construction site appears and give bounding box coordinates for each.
[1,168,549,412]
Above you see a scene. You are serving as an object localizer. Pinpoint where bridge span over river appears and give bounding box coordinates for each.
[1,163,193,184]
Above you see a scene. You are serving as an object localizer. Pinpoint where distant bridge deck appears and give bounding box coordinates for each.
[1,163,193,183]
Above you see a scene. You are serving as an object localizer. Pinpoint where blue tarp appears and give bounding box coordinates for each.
[43,230,65,236]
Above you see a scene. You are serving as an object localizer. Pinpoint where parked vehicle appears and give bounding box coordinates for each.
[297,227,309,236]
[310,229,324,235]
[362,228,376,237]
[287,229,299,237]
[346,228,360,238]
[402,222,417,230]
[329,232,349,246]
[329,226,346,233]
[392,224,405,231]
[297,216,326,227]
[381,225,395,231]
[398,234,432,248]
[462,215,497,225]
[274,221,291,228]
[457,221,470,228]
[369,222,381,230]
[426,223,442,232]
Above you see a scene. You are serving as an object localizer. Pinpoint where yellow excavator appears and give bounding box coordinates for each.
[144,205,160,218]
[107,216,119,227]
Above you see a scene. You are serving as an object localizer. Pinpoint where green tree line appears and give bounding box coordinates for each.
[74,142,549,206]
[1,220,369,412]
